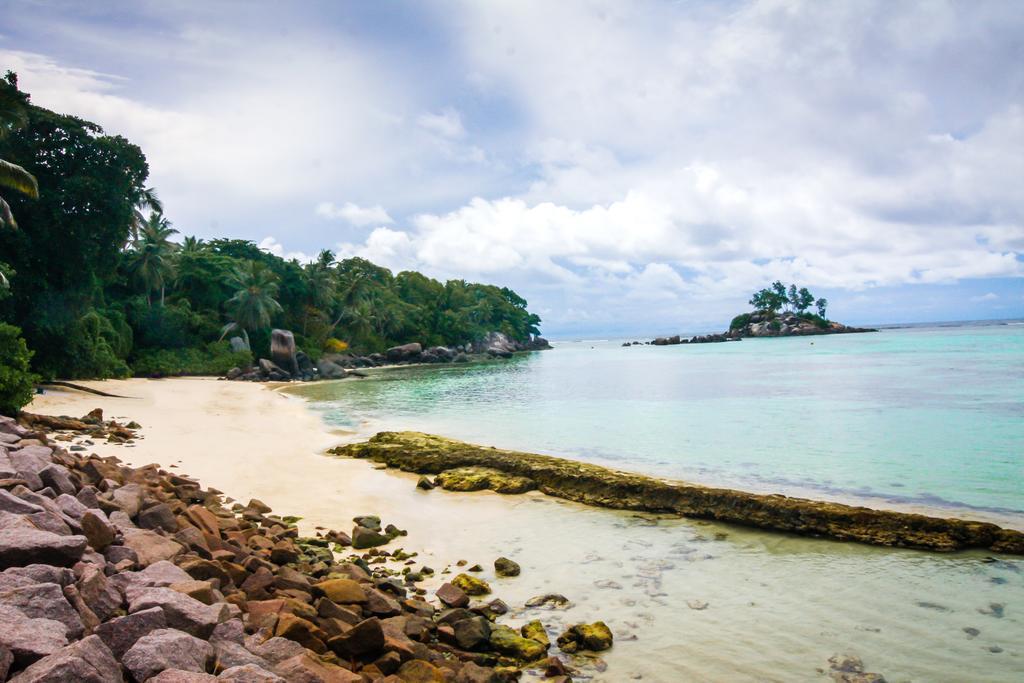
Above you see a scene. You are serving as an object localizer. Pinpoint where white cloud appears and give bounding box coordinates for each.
[3,0,1022,333]
[417,107,466,139]
[258,237,314,264]
[971,292,999,303]
[315,202,394,226]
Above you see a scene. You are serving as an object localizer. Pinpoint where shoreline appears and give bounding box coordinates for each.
[24,377,1024,681]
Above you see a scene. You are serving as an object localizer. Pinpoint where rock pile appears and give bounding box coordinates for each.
[225,332,552,383]
[646,312,876,347]
[0,413,609,682]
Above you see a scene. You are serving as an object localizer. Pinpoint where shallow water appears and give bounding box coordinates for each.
[294,322,1024,519]
[286,321,1024,680]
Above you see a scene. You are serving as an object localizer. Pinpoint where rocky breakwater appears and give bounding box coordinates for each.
[333,432,1024,555]
[226,331,552,383]
[0,412,609,681]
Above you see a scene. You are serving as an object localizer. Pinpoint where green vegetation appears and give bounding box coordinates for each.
[0,323,37,414]
[729,313,752,331]
[748,281,827,318]
[0,73,543,409]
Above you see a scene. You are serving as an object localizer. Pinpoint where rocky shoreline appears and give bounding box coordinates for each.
[0,412,607,682]
[225,331,552,383]
[636,310,877,347]
[333,432,1024,555]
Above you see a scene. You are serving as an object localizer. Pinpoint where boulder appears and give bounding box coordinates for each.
[94,606,168,658]
[385,342,422,362]
[556,621,613,653]
[149,671,218,682]
[0,581,85,639]
[351,526,390,549]
[436,583,469,608]
[122,628,214,682]
[452,615,491,650]
[396,660,446,682]
[0,525,87,568]
[270,330,300,378]
[326,616,384,658]
[80,510,116,550]
[127,586,230,638]
[313,578,367,604]
[451,573,490,596]
[488,624,547,661]
[121,528,184,566]
[229,336,250,353]
[0,604,68,667]
[76,563,123,621]
[218,664,284,682]
[494,557,520,577]
[273,652,362,682]
[8,635,122,683]
[316,359,347,380]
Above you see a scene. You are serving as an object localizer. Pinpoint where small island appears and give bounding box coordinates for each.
[645,282,876,346]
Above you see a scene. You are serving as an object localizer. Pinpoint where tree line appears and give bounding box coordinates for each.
[0,72,541,411]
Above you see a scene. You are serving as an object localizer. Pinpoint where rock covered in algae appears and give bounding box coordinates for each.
[331,431,1024,554]
[489,624,548,661]
[451,572,491,596]
[520,619,549,646]
[556,621,613,653]
[435,466,535,494]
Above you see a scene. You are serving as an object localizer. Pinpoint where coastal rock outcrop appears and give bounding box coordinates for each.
[647,311,877,346]
[333,432,1024,554]
[225,329,552,383]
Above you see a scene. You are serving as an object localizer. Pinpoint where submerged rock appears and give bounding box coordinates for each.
[452,573,491,596]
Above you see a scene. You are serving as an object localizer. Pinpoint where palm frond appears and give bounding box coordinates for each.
[0,196,16,229]
[218,321,239,341]
[0,159,38,198]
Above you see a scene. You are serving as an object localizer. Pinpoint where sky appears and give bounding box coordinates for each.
[2,0,1022,337]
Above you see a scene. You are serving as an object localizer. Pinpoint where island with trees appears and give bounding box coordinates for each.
[647,281,876,346]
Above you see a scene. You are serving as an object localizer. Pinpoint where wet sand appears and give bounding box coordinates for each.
[29,378,1024,681]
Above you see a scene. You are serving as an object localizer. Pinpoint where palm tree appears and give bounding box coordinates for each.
[127,187,163,244]
[126,213,179,306]
[0,72,38,229]
[220,261,282,346]
[180,235,207,254]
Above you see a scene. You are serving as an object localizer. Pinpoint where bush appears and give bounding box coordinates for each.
[729,313,752,330]
[0,323,38,415]
[769,320,781,331]
[63,310,132,379]
[324,338,349,353]
[132,341,252,378]
[797,312,830,329]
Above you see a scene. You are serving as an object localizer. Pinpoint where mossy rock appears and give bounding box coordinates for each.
[489,625,548,661]
[557,621,613,653]
[435,466,535,494]
[452,572,491,596]
[494,556,520,577]
[520,619,549,646]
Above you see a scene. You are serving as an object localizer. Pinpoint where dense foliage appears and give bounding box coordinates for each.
[0,75,543,401]
[0,322,37,414]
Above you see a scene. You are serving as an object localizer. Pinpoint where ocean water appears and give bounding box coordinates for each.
[287,320,1024,681]
[295,321,1024,520]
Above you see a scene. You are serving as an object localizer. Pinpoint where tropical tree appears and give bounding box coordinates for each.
[816,297,828,318]
[125,213,179,306]
[0,72,38,229]
[180,235,207,254]
[127,187,162,244]
[220,261,282,346]
[796,287,815,313]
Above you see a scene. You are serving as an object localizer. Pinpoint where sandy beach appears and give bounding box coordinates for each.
[28,378,1024,682]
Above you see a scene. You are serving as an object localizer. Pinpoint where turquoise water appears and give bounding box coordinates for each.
[297,321,1024,517]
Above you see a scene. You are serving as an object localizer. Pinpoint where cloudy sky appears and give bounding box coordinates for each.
[2,0,1022,336]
